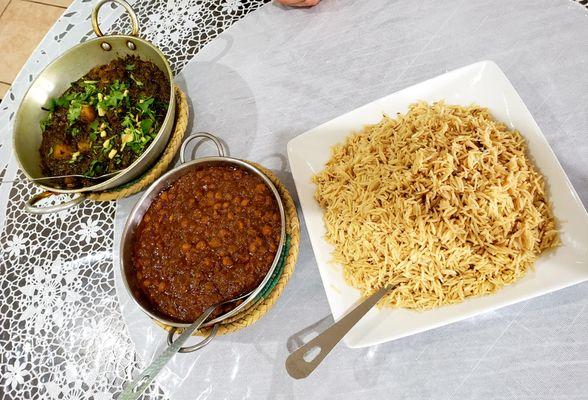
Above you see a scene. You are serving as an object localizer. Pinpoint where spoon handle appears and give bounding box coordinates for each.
[285,285,392,379]
[118,304,216,400]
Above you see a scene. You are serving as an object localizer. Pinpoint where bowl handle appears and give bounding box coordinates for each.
[167,323,219,353]
[180,132,227,164]
[25,191,85,214]
[92,0,139,38]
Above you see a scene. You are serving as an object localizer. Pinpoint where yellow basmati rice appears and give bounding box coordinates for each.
[313,101,559,310]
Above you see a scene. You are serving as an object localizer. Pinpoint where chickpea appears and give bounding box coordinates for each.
[196,241,206,250]
[222,256,232,267]
[209,238,221,248]
[215,191,223,200]
[240,198,250,207]
[158,281,167,292]
[181,243,191,252]
[261,225,272,236]
[213,203,222,210]
[222,201,229,209]
[237,220,245,230]
[248,242,257,253]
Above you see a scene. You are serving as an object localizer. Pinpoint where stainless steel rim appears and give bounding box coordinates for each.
[13,0,175,197]
[120,135,286,329]
[18,35,175,195]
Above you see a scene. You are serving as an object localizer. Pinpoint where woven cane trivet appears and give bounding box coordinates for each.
[86,85,188,201]
[155,162,300,336]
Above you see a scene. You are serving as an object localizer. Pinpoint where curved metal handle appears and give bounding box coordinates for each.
[180,132,226,164]
[285,285,393,379]
[25,191,85,214]
[119,304,219,400]
[167,323,219,353]
[92,0,139,38]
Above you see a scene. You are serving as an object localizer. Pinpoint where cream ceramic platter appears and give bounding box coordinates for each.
[287,61,588,348]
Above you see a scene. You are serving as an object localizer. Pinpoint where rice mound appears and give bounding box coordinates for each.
[313,101,559,310]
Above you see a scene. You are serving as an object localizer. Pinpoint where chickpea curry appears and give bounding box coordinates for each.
[39,55,170,188]
[131,164,282,323]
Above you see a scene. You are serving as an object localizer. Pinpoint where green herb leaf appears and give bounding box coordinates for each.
[136,97,155,119]
[88,120,100,141]
[130,73,143,86]
[54,92,76,108]
[139,118,153,135]
[122,114,135,129]
[125,64,135,71]
[67,100,83,124]
[40,112,53,132]
[84,160,104,177]
[97,80,128,111]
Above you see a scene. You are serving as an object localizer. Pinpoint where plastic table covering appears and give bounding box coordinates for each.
[1,0,588,399]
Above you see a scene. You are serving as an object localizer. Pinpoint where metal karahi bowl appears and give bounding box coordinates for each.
[13,0,176,214]
[120,133,286,352]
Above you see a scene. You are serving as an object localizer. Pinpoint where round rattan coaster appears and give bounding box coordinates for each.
[154,162,300,336]
[86,85,188,202]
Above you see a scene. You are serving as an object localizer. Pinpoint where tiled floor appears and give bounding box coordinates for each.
[0,0,71,100]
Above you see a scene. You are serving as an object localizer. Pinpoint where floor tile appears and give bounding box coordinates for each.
[0,82,10,100]
[0,0,63,83]
[26,0,72,9]
[0,0,10,17]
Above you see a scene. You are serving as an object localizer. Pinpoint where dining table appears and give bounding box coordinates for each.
[0,0,587,399]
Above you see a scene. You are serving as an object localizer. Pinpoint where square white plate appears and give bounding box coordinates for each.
[287,60,588,349]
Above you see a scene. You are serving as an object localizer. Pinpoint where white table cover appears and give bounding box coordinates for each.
[114,0,588,399]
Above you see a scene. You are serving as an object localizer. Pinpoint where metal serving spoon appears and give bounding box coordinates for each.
[285,285,395,379]
[118,291,252,400]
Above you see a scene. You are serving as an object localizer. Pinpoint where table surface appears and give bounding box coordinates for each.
[1,0,587,399]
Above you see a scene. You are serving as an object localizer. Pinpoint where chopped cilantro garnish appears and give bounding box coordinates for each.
[67,100,83,124]
[40,112,53,132]
[40,56,168,184]
[97,80,128,111]
[139,118,153,135]
[130,73,143,86]
[84,160,104,177]
[137,97,155,119]
[88,120,100,141]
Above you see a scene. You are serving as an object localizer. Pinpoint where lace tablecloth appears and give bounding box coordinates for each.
[0,1,587,399]
[0,1,269,398]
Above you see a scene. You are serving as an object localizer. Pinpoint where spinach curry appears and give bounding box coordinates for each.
[39,55,170,188]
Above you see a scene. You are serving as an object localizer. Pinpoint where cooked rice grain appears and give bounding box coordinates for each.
[313,101,559,310]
